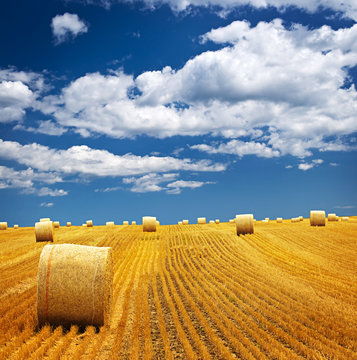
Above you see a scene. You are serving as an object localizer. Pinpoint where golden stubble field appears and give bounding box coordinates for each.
[0,218,356,359]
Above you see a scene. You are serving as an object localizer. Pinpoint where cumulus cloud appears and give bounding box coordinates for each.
[37,20,357,158]
[40,202,54,207]
[0,139,226,178]
[51,13,88,44]
[74,0,357,21]
[298,159,323,171]
[122,173,213,193]
[14,120,68,136]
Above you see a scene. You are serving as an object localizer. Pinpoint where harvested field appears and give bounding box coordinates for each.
[0,218,357,359]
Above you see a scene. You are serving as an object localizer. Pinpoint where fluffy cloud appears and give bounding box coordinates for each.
[75,0,357,20]
[14,120,68,136]
[51,13,88,44]
[122,172,213,193]
[298,159,323,171]
[40,202,54,207]
[0,139,226,178]
[39,20,357,158]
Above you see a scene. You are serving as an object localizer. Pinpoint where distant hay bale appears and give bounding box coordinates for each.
[82,224,87,227]
[143,216,156,232]
[262,220,269,223]
[131,221,136,225]
[35,221,54,242]
[156,221,160,226]
[291,218,299,223]
[37,244,113,327]
[0,222,8,230]
[328,213,338,222]
[106,222,115,226]
[197,217,206,224]
[66,222,71,227]
[265,218,270,222]
[209,220,215,224]
[229,219,234,223]
[86,220,93,227]
[53,221,60,228]
[299,216,303,221]
[276,218,283,223]
[215,219,220,224]
[310,210,326,226]
[236,214,254,235]
[40,218,51,222]
[341,217,349,221]
[178,221,182,225]
[123,221,129,225]
[13,224,19,229]
[182,220,189,225]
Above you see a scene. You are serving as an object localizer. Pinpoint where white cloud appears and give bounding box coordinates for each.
[166,179,213,194]
[38,20,357,158]
[191,139,280,158]
[0,139,226,179]
[76,1,357,21]
[285,165,293,169]
[329,162,339,167]
[51,13,88,44]
[94,186,122,192]
[40,202,54,207]
[334,205,355,209]
[298,159,323,171]
[14,120,68,136]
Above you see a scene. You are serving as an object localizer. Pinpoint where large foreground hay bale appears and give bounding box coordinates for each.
[182,220,189,225]
[37,244,113,327]
[53,221,60,228]
[236,214,254,235]
[86,220,93,227]
[35,221,54,242]
[0,222,8,230]
[66,222,71,227]
[276,218,283,223]
[197,217,206,224]
[328,213,338,222]
[310,210,326,226]
[40,218,51,222]
[143,216,156,232]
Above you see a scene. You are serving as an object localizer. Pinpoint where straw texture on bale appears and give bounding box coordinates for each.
[37,244,113,327]
[86,220,93,227]
[236,214,254,235]
[0,222,8,230]
[13,224,19,229]
[53,221,60,228]
[197,217,206,224]
[106,222,115,226]
[143,216,157,232]
[131,221,136,225]
[40,218,51,222]
[215,219,220,224]
[310,210,326,226]
[328,213,338,222]
[123,221,129,225]
[35,221,54,242]
[341,217,349,221]
[66,222,71,227]
[276,218,283,223]
[182,220,189,225]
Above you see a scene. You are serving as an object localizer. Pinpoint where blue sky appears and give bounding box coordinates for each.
[0,0,356,226]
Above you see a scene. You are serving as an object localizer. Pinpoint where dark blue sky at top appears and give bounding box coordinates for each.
[0,0,356,226]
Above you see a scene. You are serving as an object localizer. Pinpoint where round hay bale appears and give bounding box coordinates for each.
[264,218,270,222]
[197,217,206,224]
[86,220,93,227]
[215,219,220,224]
[53,221,60,228]
[209,220,215,224]
[66,222,71,227]
[35,221,54,242]
[262,219,268,223]
[276,218,283,223]
[0,222,8,230]
[123,221,129,225]
[106,222,115,226]
[299,216,303,221]
[40,218,51,222]
[82,224,87,227]
[13,224,19,229]
[37,244,113,328]
[182,220,189,225]
[131,221,136,225]
[178,221,182,225]
[328,213,338,222]
[341,217,349,221]
[143,216,156,232]
[310,210,326,226]
[291,218,299,223]
[236,214,254,235]
[229,219,234,223]
[156,221,160,226]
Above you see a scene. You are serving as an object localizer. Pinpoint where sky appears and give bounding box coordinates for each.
[0,0,356,226]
